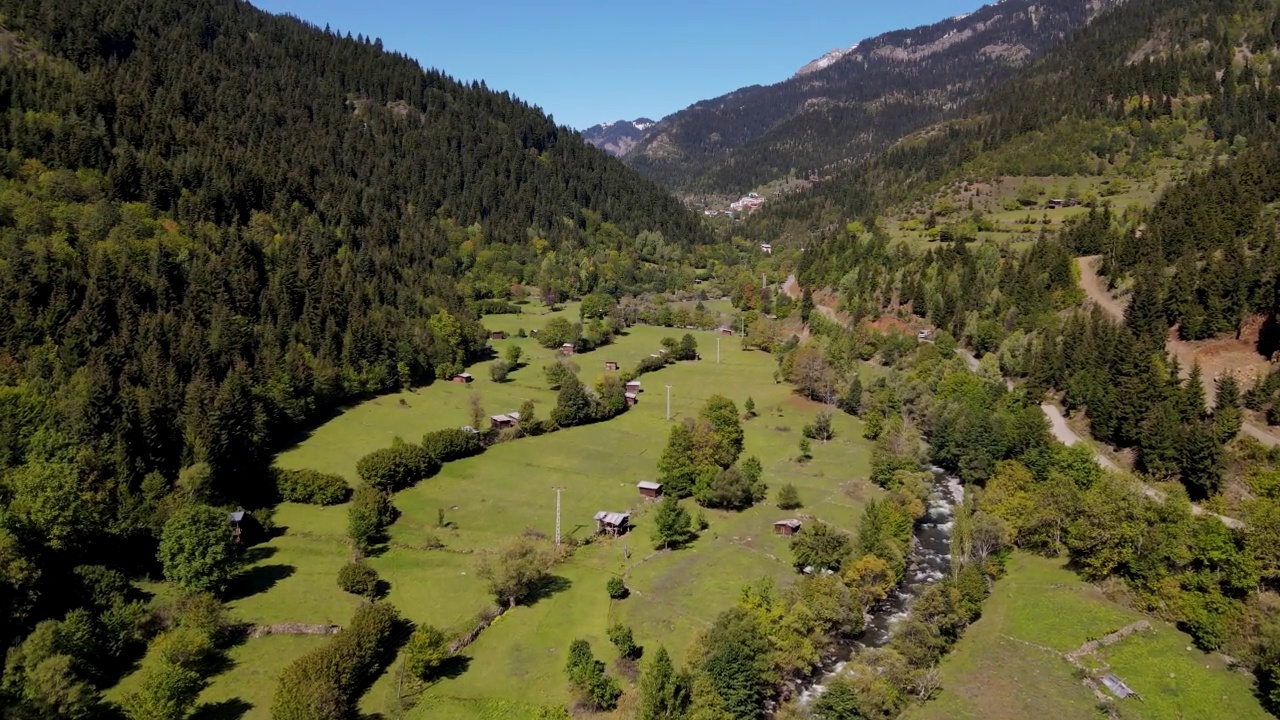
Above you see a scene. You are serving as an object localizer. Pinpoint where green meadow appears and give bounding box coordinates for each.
[903,553,1269,720]
[189,302,877,719]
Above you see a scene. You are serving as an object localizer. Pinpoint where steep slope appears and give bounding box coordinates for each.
[624,0,1124,193]
[581,117,655,156]
[0,0,714,683]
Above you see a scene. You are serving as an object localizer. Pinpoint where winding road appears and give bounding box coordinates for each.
[1076,256,1280,448]
[788,273,1245,528]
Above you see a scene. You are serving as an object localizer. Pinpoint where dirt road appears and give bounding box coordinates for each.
[789,270,1244,526]
[1076,256,1128,321]
[1075,256,1280,448]
[782,274,842,325]
[1040,403,1121,472]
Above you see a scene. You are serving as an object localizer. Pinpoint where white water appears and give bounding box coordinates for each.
[795,467,959,704]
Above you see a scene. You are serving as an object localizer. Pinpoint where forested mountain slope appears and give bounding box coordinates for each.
[740,0,1280,518]
[623,0,1123,194]
[0,0,714,686]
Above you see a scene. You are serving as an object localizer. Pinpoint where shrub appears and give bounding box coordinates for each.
[607,623,639,660]
[777,483,803,510]
[274,468,349,505]
[420,428,482,463]
[404,624,450,681]
[348,485,396,552]
[489,360,511,382]
[606,576,628,600]
[356,441,440,492]
[271,603,401,720]
[337,561,381,598]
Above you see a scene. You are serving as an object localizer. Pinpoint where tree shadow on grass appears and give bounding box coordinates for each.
[189,699,252,720]
[239,545,277,564]
[224,564,295,601]
[433,654,472,682]
[523,574,572,607]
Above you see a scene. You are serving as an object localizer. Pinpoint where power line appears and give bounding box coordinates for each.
[552,486,564,546]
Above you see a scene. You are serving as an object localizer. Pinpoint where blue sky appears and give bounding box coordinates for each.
[249,0,984,130]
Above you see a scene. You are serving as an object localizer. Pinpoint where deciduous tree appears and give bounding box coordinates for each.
[475,537,555,608]
[158,504,238,595]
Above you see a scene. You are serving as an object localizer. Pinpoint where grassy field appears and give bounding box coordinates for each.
[188,303,877,719]
[883,173,1174,252]
[902,553,1269,720]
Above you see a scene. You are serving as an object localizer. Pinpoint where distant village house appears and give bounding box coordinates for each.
[774,519,802,537]
[637,481,662,500]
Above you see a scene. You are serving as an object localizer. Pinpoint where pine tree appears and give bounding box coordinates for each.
[639,647,691,720]
[651,496,694,550]
[1214,373,1244,443]
[1125,270,1167,351]
[1139,399,1182,478]
[1181,421,1225,498]
[1181,362,1207,423]
[839,374,863,416]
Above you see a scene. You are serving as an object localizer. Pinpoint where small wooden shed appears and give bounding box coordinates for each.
[594,511,631,537]
[774,519,802,537]
[625,380,641,393]
[625,392,638,407]
[229,510,250,544]
[637,481,663,500]
[490,414,516,430]
[490,330,508,340]
[560,342,575,355]
[451,372,473,384]
[604,360,619,372]
[717,327,735,335]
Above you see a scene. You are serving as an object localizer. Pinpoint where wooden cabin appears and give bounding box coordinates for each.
[604,361,619,372]
[717,327,735,335]
[490,414,517,430]
[560,342,575,355]
[490,330,508,340]
[625,392,638,407]
[625,380,641,393]
[594,511,631,537]
[451,372,474,384]
[637,481,663,500]
[773,519,802,537]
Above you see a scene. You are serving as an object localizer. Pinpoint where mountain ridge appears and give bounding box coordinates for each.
[618,0,1127,194]
[581,117,655,157]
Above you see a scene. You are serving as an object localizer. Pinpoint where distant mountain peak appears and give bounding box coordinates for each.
[581,118,656,157]
[794,44,859,78]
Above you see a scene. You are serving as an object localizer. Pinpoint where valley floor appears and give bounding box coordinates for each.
[138,300,878,719]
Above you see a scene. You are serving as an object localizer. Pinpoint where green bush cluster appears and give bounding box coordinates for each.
[273,468,349,505]
[271,603,401,720]
[420,428,482,463]
[336,561,381,599]
[355,441,440,492]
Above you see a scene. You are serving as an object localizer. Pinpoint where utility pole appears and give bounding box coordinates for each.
[553,486,564,546]
[716,336,720,364]
[762,273,766,290]
[665,385,672,421]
